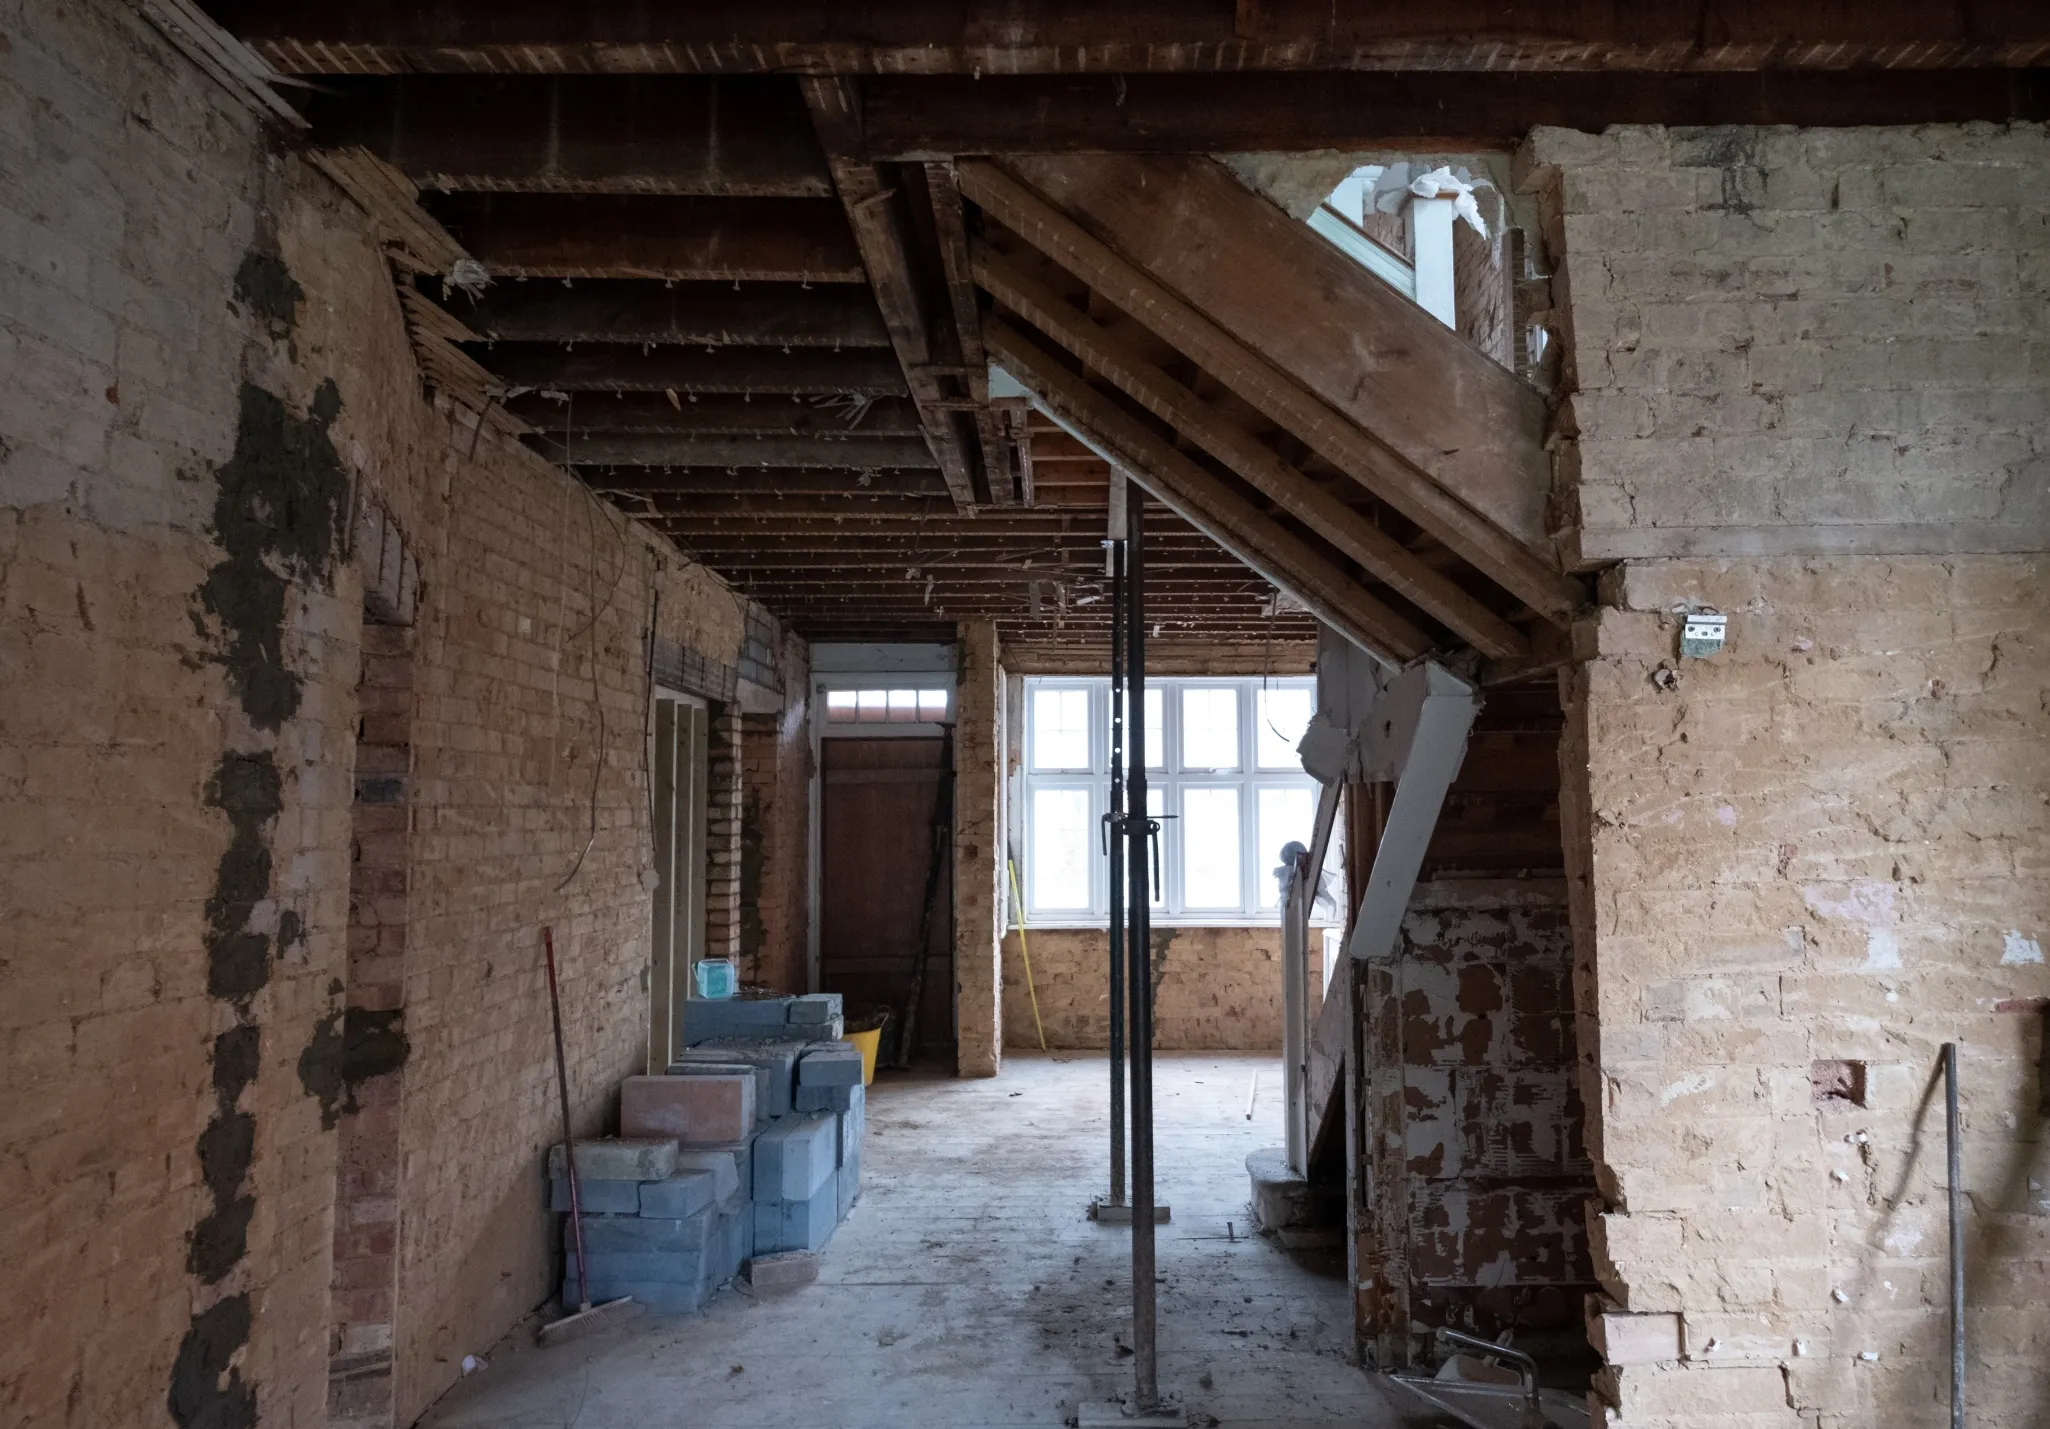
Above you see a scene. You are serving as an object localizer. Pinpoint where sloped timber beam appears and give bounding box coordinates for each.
[957,159,1584,625]
[987,317,1429,664]
[804,76,982,509]
[975,244,1527,658]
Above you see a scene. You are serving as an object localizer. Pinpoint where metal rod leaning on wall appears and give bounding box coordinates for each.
[1125,492,1162,1413]
[1945,1041,1964,1429]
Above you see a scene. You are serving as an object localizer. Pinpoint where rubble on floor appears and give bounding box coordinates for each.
[548,994,864,1314]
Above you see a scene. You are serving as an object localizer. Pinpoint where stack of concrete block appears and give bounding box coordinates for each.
[545,1139,748,1313]
[548,995,869,1313]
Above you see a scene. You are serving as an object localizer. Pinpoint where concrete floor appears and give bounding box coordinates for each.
[419,1052,1440,1429]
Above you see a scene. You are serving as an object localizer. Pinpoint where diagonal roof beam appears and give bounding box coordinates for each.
[803,76,983,510]
[987,316,1430,665]
[958,159,1584,626]
[975,243,1527,659]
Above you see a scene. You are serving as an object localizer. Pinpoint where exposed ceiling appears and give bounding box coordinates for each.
[200,4,2048,661]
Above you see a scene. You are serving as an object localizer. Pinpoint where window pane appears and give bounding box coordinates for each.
[1144,687,1163,768]
[856,689,887,723]
[1255,686,1313,769]
[918,689,949,720]
[887,688,920,722]
[1181,786,1241,909]
[1031,687,1092,770]
[1258,785,1316,909]
[1030,788,1093,911]
[825,690,857,723]
[1180,687,1240,770]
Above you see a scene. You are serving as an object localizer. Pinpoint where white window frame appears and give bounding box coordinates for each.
[1016,675,1334,927]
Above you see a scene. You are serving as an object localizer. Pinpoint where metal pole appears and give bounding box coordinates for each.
[1945,1041,1964,1429]
[1106,538,1128,1209]
[1125,494,1159,1411]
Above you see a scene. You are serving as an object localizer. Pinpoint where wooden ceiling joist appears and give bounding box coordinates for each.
[583,470,950,497]
[974,243,1528,659]
[423,193,865,282]
[477,344,907,396]
[211,3,2050,77]
[958,158,1584,626]
[987,316,1430,664]
[504,392,921,434]
[440,280,888,348]
[530,432,936,468]
[300,75,831,195]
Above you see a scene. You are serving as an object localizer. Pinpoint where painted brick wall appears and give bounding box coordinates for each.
[954,621,1005,1077]
[0,7,758,1429]
[999,926,1328,1052]
[740,629,812,994]
[1531,123,2050,1427]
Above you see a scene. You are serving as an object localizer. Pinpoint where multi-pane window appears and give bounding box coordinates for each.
[824,687,950,725]
[1019,676,1334,923]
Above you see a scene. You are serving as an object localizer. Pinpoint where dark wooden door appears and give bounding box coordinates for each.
[819,737,954,1062]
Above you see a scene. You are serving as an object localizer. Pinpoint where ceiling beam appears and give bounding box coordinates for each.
[421,193,864,281]
[976,244,1528,658]
[210,4,2050,77]
[959,159,1584,625]
[477,344,907,395]
[533,432,935,467]
[853,69,2050,156]
[579,470,950,497]
[987,316,1431,664]
[506,392,919,433]
[436,280,887,346]
[804,77,984,509]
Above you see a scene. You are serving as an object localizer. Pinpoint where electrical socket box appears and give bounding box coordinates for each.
[1679,613,1727,659]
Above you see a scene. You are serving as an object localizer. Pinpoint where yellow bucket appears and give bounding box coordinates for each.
[843,1026,881,1086]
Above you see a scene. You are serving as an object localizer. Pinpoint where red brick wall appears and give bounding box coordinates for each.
[740,631,813,994]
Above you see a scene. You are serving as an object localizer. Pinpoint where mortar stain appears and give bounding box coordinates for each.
[299,1007,412,1129]
[1148,926,1178,999]
[193,378,351,732]
[204,752,281,1001]
[232,249,302,337]
[168,1294,255,1429]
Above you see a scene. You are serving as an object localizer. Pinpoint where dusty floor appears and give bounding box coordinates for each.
[419,1052,1441,1429]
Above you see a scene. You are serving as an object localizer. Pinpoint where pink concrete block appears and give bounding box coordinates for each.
[620,1073,756,1144]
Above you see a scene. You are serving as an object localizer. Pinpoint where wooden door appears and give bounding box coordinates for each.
[819,737,953,1063]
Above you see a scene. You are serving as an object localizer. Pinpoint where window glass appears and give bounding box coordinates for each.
[1181,786,1241,909]
[1031,687,1092,771]
[825,690,858,723]
[1257,785,1316,909]
[887,689,921,722]
[918,689,949,721]
[1180,687,1240,770]
[1144,687,1164,768]
[1255,686,1313,769]
[1030,787,1093,910]
[856,689,887,723]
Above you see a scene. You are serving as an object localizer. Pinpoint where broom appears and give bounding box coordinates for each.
[538,926,640,1345]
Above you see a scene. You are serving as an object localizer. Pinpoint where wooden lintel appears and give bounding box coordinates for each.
[976,243,1527,658]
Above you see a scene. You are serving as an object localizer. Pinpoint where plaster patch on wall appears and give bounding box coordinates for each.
[2003,930,2044,966]
[1660,1072,1716,1107]
[1803,881,1903,970]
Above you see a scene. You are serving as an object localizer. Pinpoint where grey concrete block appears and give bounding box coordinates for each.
[685,1134,759,1203]
[754,1112,837,1202]
[837,1142,861,1224]
[837,1086,866,1167]
[797,1045,864,1088]
[685,1039,803,1117]
[567,1212,712,1255]
[1245,1147,1341,1231]
[752,1180,837,1255]
[548,1138,678,1182]
[785,994,842,1025]
[667,1057,774,1126]
[682,996,792,1045]
[746,1250,820,1293]
[548,1174,641,1216]
[565,1249,705,1286]
[672,1148,741,1204]
[794,1081,859,1113]
[638,1168,719,1220]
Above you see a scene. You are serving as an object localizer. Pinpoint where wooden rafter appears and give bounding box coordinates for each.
[975,243,1528,658]
[958,158,1584,625]
[988,317,1430,664]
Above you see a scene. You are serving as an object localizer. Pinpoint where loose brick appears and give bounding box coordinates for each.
[620,1073,755,1144]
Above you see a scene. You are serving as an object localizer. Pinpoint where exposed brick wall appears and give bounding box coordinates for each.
[0,8,758,1429]
[999,926,1328,1052]
[704,703,743,964]
[739,630,812,994]
[1531,124,2050,1427]
[954,621,1005,1077]
[1521,123,2050,567]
